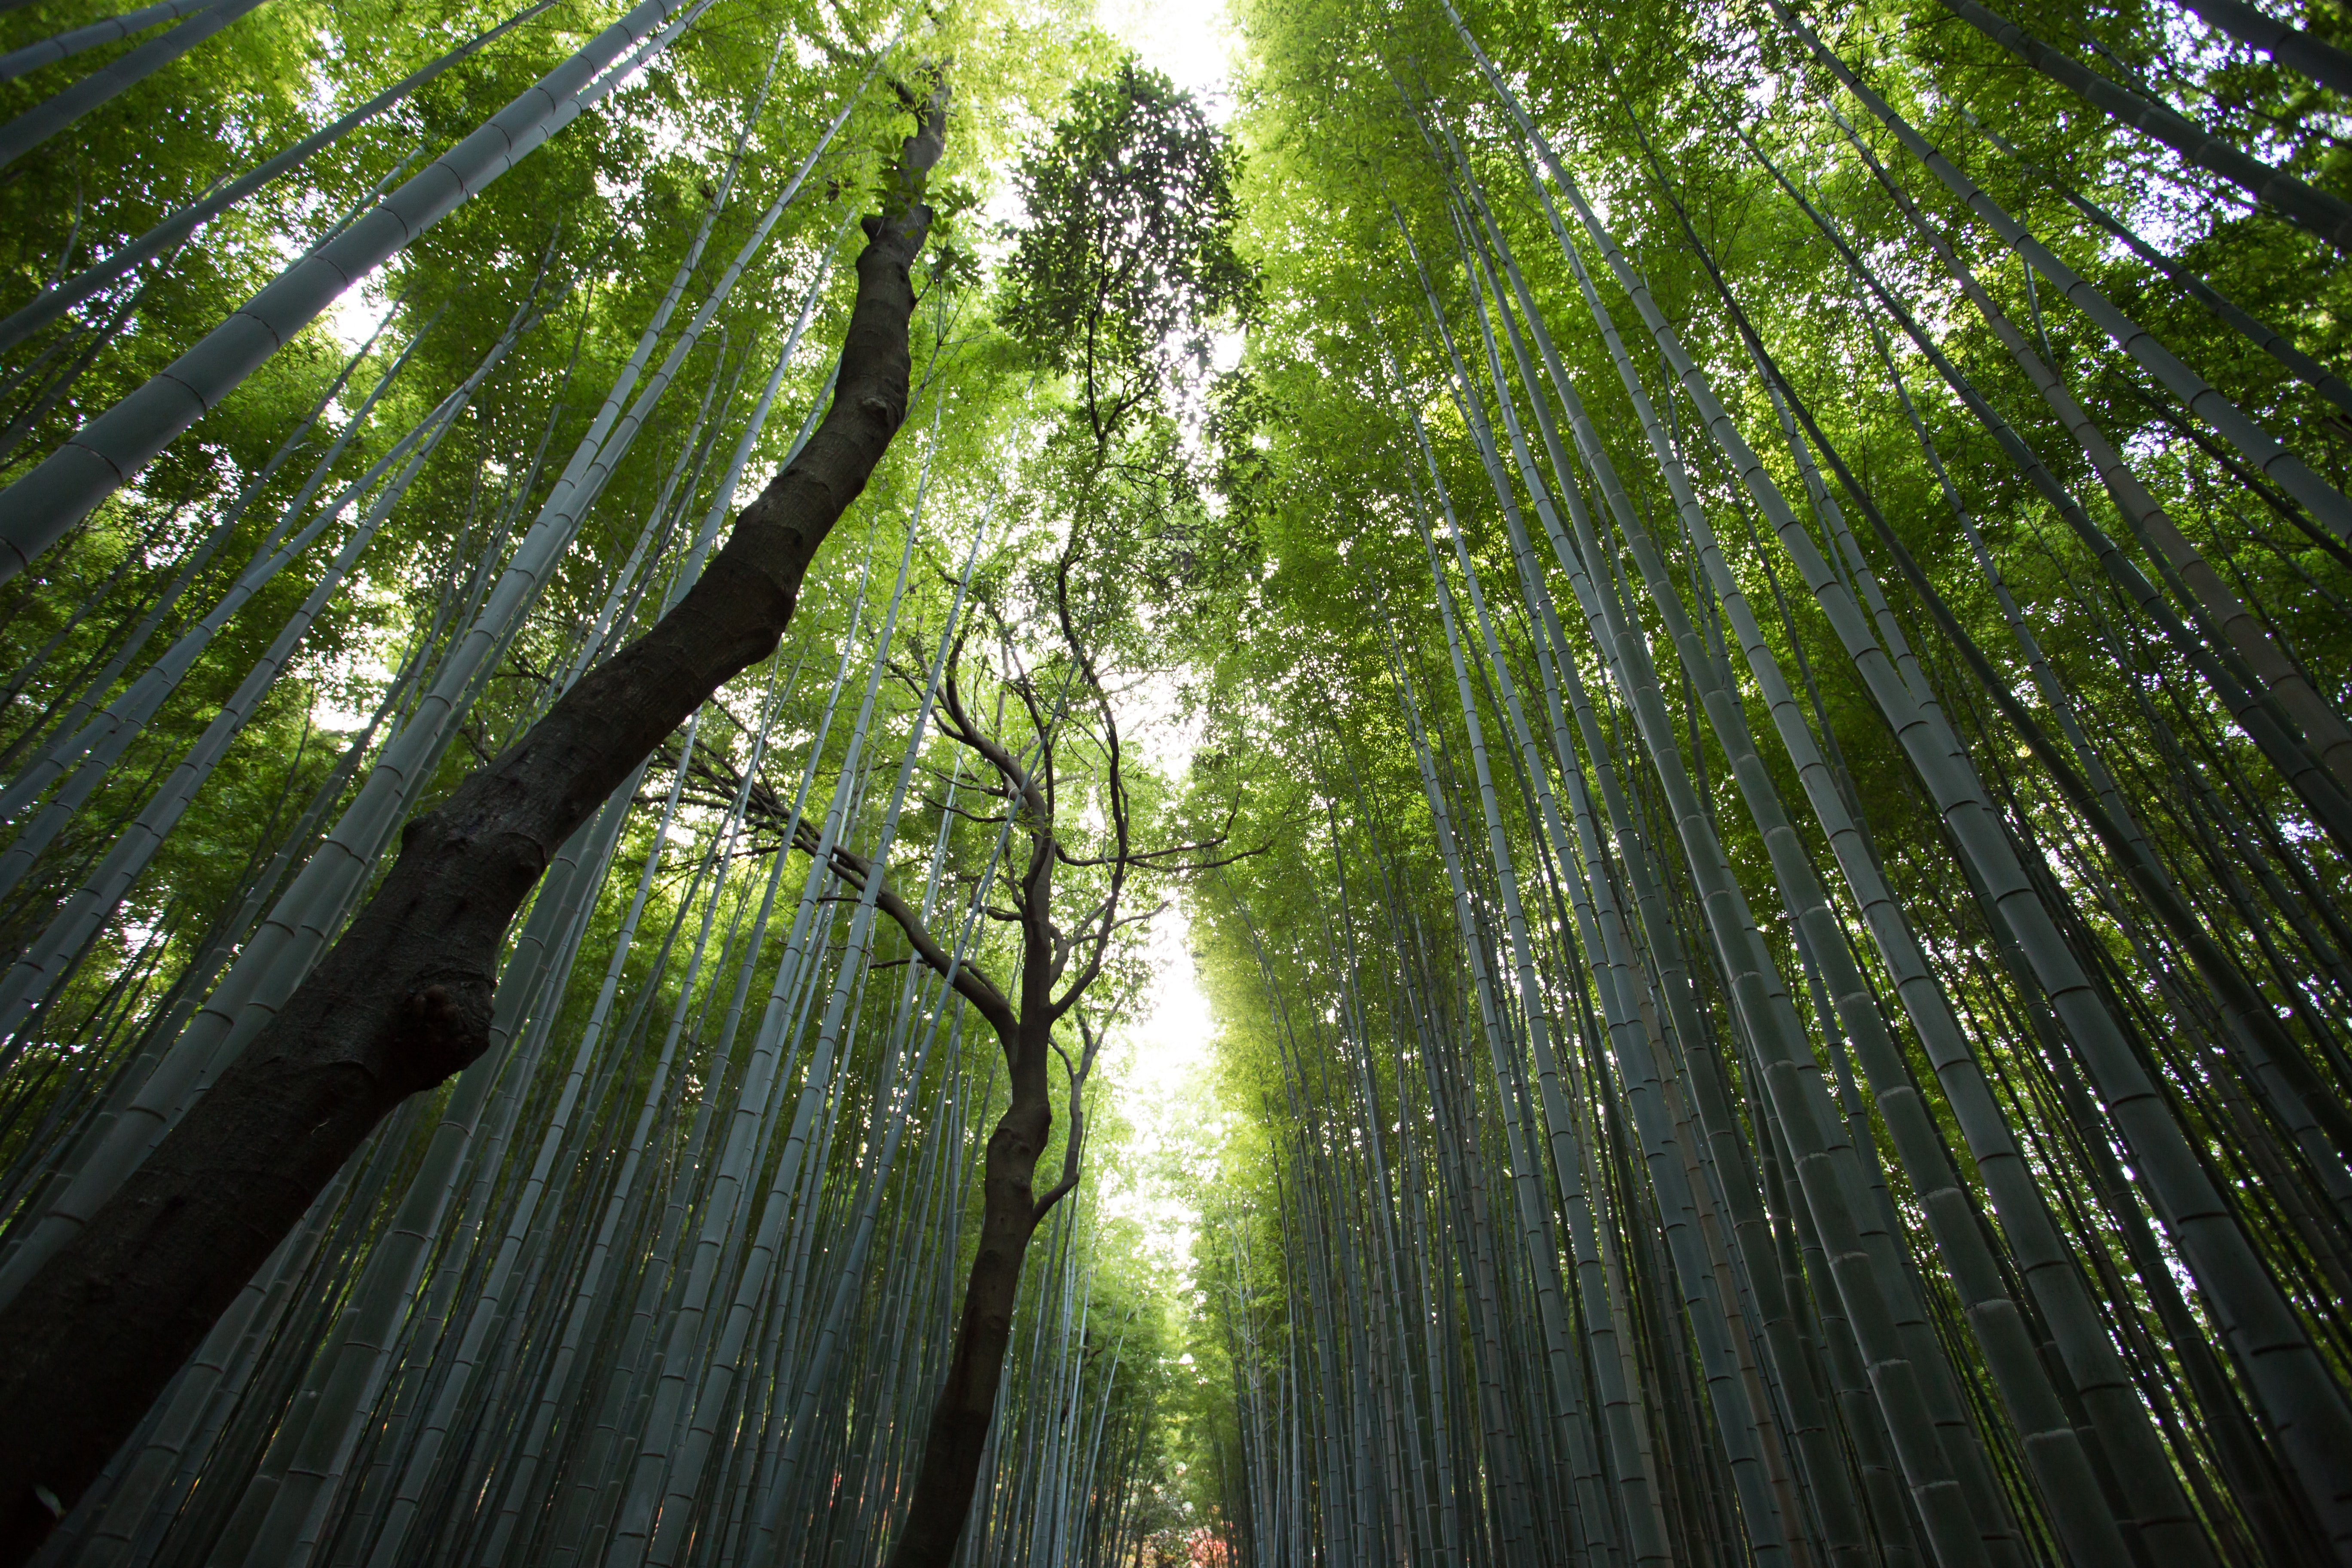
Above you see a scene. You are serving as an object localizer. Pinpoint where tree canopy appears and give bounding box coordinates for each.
[0,0,2350,1562]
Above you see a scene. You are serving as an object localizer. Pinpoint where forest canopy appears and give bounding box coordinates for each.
[0,0,2349,1562]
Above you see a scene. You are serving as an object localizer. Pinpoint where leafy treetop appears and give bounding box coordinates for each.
[1001,57,1257,436]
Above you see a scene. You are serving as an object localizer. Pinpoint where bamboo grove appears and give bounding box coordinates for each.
[1189,0,2352,1561]
[0,0,2349,1559]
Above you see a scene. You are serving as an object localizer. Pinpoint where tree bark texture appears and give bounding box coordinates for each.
[884,1037,1054,1568]
[0,101,947,1567]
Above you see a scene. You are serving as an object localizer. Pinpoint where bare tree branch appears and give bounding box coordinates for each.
[792,818,1018,1038]
[1032,1011,1106,1220]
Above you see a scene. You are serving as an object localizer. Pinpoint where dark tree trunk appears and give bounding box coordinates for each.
[0,100,948,1567]
[836,649,1115,1568]
[884,1028,1054,1568]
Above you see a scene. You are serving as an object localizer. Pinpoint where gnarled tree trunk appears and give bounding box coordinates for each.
[0,89,950,1568]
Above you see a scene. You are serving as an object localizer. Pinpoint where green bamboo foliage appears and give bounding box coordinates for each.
[0,0,1190,1559]
[1187,0,2352,1564]
[7,0,2352,1562]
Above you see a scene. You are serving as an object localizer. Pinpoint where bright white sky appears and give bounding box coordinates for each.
[1096,0,1238,111]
